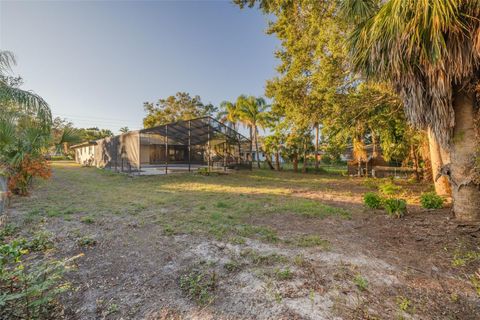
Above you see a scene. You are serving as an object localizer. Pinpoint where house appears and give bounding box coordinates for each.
[71,117,252,174]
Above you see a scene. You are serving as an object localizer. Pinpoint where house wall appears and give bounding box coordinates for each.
[75,145,95,166]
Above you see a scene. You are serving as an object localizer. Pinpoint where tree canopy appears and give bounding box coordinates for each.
[143,92,217,128]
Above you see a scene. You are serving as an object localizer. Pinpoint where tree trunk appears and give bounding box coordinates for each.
[371,129,378,158]
[314,123,319,169]
[302,147,307,173]
[411,144,420,181]
[254,126,261,169]
[275,151,280,171]
[249,126,253,165]
[421,131,433,182]
[265,152,274,170]
[450,88,480,221]
[428,128,452,196]
[293,155,298,173]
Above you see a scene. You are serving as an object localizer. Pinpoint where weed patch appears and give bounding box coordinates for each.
[291,234,330,249]
[179,263,217,305]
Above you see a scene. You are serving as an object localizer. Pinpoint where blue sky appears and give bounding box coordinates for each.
[0,0,278,133]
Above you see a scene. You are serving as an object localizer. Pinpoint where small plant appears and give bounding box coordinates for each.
[77,236,97,247]
[379,181,402,195]
[0,224,18,241]
[27,231,54,252]
[274,267,293,280]
[383,198,407,218]
[451,249,480,267]
[396,296,412,313]
[162,224,175,236]
[363,192,383,209]
[224,260,241,272]
[80,215,95,224]
[420,192,444,209]
[0,238,78,319]
[353,274,368,291]
[471,269,480,297]
[105,303,119,315]
[179,269,216,305]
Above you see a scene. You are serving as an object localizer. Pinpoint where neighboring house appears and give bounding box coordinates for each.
[240,143,286,164]
[71,141,97,166]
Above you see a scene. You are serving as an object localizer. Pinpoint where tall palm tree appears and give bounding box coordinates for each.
[236,95,270,168]
[343,0,480,220]
[217,101,239,130]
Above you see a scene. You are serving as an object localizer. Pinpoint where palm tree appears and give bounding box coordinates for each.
[236,95,270,168]
[343,0,480,221]
[0,51,51,129]
[217,101,239,130]
[119,126,129,134]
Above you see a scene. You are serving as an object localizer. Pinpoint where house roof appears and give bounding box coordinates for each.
[140,116,250,145]
[70,141,97,149]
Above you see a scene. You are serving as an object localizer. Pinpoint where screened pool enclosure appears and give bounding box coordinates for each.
[72,117,252,174]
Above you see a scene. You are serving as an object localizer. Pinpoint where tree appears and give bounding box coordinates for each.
[0,51,52,194]
[143,92,217,128]
[51,117,82,155]
[236,95,270,169]
[0,51,51,130]
[343,0,480,220]
[77,127,113,141]
[217,101,239,130]
[119,126,129,134]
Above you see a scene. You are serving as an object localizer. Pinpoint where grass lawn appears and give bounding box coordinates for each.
[3,161,480,319]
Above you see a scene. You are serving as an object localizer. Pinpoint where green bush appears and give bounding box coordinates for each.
[363,192,383,209]
[420,192,444,209]
[383,198,407,218]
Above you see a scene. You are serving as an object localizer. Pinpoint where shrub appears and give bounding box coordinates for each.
[7,156,51,196]
[420,192,444,209]
[383,198,407,218]
[363,192,383,209]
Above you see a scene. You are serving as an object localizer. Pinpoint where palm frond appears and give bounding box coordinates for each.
[0,50,15,75]
[345,0,480,147]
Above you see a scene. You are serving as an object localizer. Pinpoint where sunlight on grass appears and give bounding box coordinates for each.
[17,162,354,244]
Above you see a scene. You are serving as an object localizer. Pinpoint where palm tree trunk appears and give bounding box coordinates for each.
[421,131,433,182]
[449,88,480,221]
[265,152,274,170]
[293,154,298,173]
[411,144,420,181]
[254,126,261,169]
[314,123,319,169]
[249,126,253,165]
[428,128,451,196]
